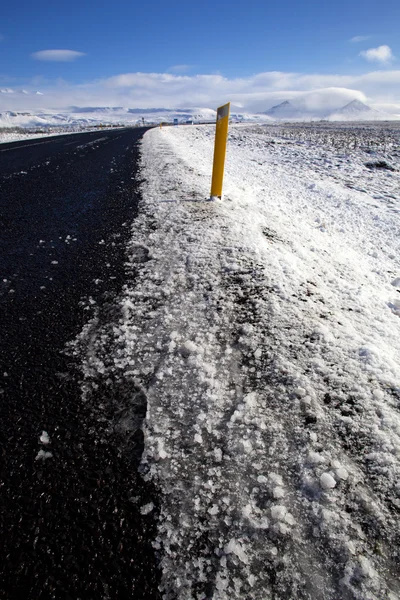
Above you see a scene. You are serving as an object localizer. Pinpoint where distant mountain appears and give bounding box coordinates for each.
[0,88,42,96]
[263,100,306,120]
[328,99,378,121]
[339,99,373,114]
[261,98,400,122]
[70,106,125,114]
[0,111,72,128]
[1,100,398,130]
[328,99,400,121]
[0,106,219,129]
[127,108,177,114]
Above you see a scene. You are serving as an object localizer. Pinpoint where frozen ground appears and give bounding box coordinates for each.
[0,128,117,145]
[0,130,54,144]
[77,123,400,599]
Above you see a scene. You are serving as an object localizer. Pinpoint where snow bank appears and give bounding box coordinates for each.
[78,123,400,599]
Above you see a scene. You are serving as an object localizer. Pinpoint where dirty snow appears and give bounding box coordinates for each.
[77,122,400,599]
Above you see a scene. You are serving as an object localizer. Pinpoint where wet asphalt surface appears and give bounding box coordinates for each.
[0,129,161,599]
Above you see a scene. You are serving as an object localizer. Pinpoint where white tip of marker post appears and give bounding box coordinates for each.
[208,195,221,201]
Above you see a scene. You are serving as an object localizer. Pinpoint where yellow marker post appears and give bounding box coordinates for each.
[210,102,230,199]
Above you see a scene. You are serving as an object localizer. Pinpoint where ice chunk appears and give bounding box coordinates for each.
[244,392,257,409]
[272,486,285,499]
[208,504,219,516]
[214,448,222,462]
[269,473,283,486]
[270,505,287,520]
[242,439,252,453]
[140,502,154,515]
[242,504,252,518]
[183,340,198,354]
[358,556,377,579]
[215,573,228,591]
[35,449,52,461]
[224,539,248,564]
[334,466,349,480]
[320,472,336,490]
[39,431,50,445]
[294,386,306,398]
[331,459,349,482]
[308,451,325,464]
[285,512,295,526]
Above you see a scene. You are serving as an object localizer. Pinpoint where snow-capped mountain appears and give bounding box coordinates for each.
[328,99,389,121]
[261,98,400,121]
[70,106,125,113]
[0,105,272,129]
[0,88,42,96]
[263,100,306,119]
[0,111,73,128]
[0,107,219,129]
[1,99,399,130]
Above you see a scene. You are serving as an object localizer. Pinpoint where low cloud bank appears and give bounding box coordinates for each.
[1,69,400,115]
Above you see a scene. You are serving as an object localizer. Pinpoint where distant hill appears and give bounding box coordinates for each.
[0,105,275,129]
[263,100,306,119]
[261,98,400,122]
[328,99,390,121]
[0,106,221,129]
[0,88,42,96]
[1,98,399,130]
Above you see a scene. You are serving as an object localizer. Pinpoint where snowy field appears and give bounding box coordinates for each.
[78,123,400,599]
[0,127,121,145]
[0,130,55,144]
[0,129,87,145]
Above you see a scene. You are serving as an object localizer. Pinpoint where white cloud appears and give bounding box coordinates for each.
[31,49,86,62]
[1,68,400,116]
[350,35,371,43]
[373,102,400,114]
[294,87,367,112]
[167,64,192,74]
[360,45,394,64]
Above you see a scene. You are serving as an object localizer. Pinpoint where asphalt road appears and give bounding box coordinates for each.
[0,129,161,599]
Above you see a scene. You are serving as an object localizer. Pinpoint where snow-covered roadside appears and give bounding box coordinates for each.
[0,130,65,144]
[0,128,113,145]
[79,124,400,599]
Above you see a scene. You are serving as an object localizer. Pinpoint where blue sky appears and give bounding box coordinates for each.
[1,0,400,112]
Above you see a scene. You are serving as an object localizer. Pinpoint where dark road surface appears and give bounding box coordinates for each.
[0,129,161,599]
